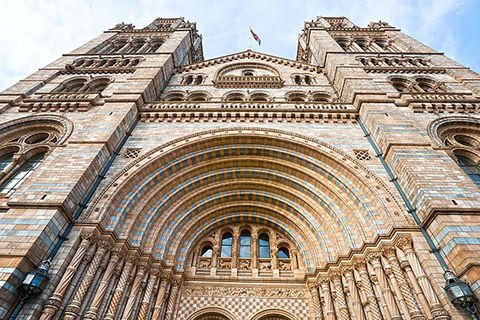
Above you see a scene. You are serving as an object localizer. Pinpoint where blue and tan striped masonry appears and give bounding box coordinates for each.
[100,142,395,271]
[129,168,367,247]
[105,144,387,234]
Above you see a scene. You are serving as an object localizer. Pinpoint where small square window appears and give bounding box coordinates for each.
[353,149,371,161]
[124,148,142,159]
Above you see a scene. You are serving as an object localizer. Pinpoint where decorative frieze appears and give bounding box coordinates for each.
[183,285,306,298]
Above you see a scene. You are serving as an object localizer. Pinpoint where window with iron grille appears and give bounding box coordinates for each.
[124,148,142,159]
[353,149,371,161]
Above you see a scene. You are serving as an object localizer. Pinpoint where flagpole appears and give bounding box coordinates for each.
[248,27,251,49]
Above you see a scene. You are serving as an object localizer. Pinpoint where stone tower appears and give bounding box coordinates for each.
[0,15,479,320]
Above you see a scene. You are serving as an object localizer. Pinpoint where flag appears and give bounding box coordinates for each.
[250,28,261,46]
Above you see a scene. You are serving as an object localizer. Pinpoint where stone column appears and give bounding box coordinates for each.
[332,273,350,320]
[80,250,111,315]
[150,275,171,320]
[271,247,279,270]
[400,254,433,319]
[367,253,401,320]
[382,246,425,320]
[342,266,365,320]
[309,282,324,320]
[367,266,390,320]
[103,255,137,320]
[251,233,258,269]
[395,237,448,320]
[164,279,181,320]
[84,247,123,320]
[137,267,160,320]
[232,230,240,268]
[40,231,96,320]
[212,245,219,268]
[354,261,382,320]
[55,239,96,320]
[63,240,111,320]
[120,260,149,320]
[319,278,336,320]
[97,256,124,319]
[292,249,299,269]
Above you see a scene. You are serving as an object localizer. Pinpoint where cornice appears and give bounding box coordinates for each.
[174,50,321,75]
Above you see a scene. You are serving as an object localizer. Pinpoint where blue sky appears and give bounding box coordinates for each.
[0,0,479,91]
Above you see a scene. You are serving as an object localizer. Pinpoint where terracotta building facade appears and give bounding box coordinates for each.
[0,16,480,320]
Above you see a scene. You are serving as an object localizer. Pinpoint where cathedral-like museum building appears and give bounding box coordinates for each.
[0,16,480,320]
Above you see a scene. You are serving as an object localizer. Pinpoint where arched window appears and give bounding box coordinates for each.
[0,152,14,171]
[220,232,233,257]
[224,92,245,102]
[250,93,269,102]
[65,79,87,93]
[305,76,311,85]
[201,245,213,257]
[239,230,251,258]
[294,75,301,85]
[165,92,185,101]
[457,156,480,187]
[390,77,410,93]
[415,78,436,92]
[195,76,203,85]
[0,152,46,194]
[259,233,270,258]
[286,92,307,102]
[278,247,290,259]
[184,76,193,85]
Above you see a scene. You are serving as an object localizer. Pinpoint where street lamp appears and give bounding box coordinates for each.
[444,269,478,319]
[8,260,51,320]
[21,260,51,296]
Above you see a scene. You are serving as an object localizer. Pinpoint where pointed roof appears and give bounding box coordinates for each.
[174,49,322,74]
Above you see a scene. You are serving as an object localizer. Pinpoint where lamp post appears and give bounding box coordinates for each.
[444,269,478,320]
[8,260,51,320]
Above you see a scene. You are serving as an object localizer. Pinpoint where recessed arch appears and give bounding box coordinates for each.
[250,309,299,320]
[86,128,406,272]
[186,307,238,320]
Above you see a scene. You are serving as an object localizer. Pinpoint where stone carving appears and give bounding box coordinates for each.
[279,261,291,270]
[218,259,231,269]
[259,261,272,270]
[198,258,211,268]
[183,285,306,298]
[239,259,251,270]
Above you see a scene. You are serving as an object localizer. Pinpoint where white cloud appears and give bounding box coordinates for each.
[0,0,475,90]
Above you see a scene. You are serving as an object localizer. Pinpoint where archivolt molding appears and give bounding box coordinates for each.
[250,309,299,320]
[0,114,74,145]
[185,307,238,320]
[427,115,480,147]
[83,128,406,273]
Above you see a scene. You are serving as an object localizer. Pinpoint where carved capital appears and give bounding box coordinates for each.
[150,267,161,277]
[318,277,331,287]
[331,273,343,282]
[97,239,112,251]
[110,246,124,260]
[308,282,319,291]
[395,236,413,251]
[366,252,381,264]
[341,266,354,277]
[137,260,150,272]
[171,278,182,287]
[80,230,96,241]
[354,260,367,270]
[125,254,138,265]
[381,246,397,258]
